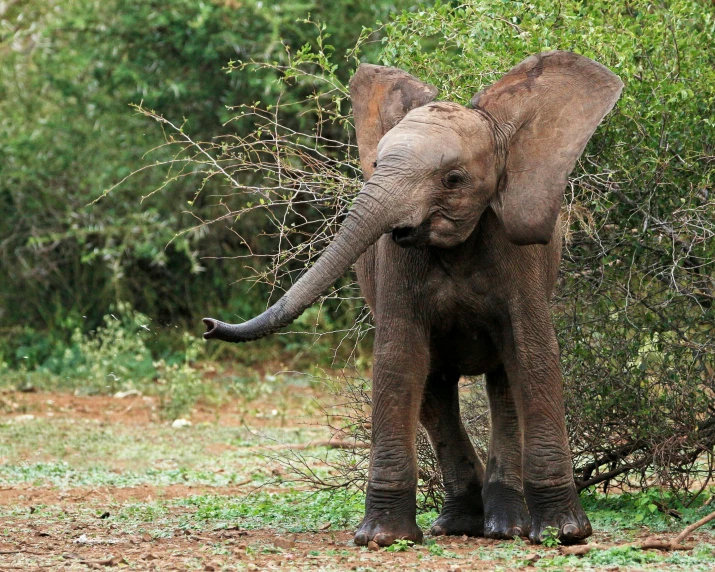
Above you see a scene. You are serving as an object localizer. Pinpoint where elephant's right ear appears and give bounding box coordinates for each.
[349,64,438,179]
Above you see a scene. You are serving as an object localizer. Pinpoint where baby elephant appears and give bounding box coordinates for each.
[203,51,623,545]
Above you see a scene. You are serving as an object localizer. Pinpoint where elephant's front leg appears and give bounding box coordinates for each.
[504,307,591,545]
[354,320,429,547]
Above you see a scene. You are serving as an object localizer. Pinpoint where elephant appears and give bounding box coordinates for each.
[203,51,623,545]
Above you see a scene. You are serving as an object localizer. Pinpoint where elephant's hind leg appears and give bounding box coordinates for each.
[483,365,531,539]
[420,371,486,537]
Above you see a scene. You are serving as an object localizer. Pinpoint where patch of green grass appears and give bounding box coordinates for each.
[541,526,561,547]
[117,502,169,522]
[586,545,663,566]
[583,489,715,535]
[384,538,413,552]
[178,489,365,532]
[0,417,332,490]
[416,509,439,530]
[0,461,251,489]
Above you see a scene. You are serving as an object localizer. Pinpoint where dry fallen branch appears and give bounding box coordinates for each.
[672,509,715,545]
[562,509,715,555]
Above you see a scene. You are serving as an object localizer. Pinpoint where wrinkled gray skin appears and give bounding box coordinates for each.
[204,51,623,546]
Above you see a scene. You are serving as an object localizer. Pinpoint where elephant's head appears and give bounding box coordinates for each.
[203,51,623,343]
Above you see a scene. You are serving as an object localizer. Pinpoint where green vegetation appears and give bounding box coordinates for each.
[0,0,411,370]
[541,526,561,548]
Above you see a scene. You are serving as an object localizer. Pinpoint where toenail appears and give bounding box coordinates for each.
[374,532,395,546]
[562,524,579,538]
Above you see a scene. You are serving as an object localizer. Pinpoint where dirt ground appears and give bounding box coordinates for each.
[0,386,331,428]
[0,524,558,571]
[2,502,713,571]
[1,390,714,571]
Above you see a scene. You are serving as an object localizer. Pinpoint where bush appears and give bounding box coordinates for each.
[0,0,415,356]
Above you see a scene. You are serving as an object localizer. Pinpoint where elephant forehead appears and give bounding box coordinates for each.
[377,103,493,163]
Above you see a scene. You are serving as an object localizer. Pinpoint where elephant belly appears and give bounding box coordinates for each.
[431,327,500,376]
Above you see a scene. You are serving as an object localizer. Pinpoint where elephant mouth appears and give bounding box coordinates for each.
[391,221,431,248]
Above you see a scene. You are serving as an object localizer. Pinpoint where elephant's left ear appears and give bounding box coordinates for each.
[350,64,438,179]
[472,51,623,245]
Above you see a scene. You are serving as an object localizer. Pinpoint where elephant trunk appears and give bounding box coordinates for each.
[203,179,406,343]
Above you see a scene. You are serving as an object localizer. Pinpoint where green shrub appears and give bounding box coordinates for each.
[0,0,416,352]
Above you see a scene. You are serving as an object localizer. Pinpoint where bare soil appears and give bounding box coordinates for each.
[2,517,712,571]
[0,386,330,428]
[1,391,714,571]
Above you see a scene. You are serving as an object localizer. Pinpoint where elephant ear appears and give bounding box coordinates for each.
[471,51,623,245]
[350,64,438,179]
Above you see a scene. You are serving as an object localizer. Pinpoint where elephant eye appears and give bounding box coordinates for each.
[442,170,465,189]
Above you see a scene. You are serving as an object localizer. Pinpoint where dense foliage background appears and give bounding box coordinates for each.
[1,0,714,497]
[0,0,410,367]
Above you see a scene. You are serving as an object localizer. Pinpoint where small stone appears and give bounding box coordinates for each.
[367,540,379,551]
[113,389,142,399]
[141,533,152,542]
[171,418,192,429]
[274,535,296,549]
[141,553,158,561]
[562,545,592,556]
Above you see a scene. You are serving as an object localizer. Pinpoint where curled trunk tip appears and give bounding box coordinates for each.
[202,318,220,340]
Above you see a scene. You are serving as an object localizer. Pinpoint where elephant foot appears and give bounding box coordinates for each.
[429,492,485,537]
[526,485,592,545]
[430,510,484,537]
[354,517,423,547]
[482,482,530,539]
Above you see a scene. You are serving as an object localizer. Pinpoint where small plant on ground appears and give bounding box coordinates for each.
[541,526,562,548]
[384,538,414,552]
